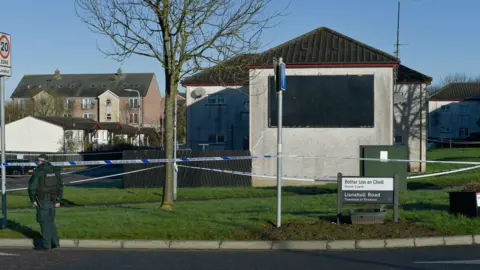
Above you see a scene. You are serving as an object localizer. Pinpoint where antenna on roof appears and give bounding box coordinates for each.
[394,0,409,58]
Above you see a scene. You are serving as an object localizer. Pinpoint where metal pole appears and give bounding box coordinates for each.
[173,94,178,201]
[137,90,141,146]
[1,76,6,229]
[276,57,283,228]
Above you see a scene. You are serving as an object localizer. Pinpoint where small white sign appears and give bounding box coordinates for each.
[0,32,11,77]
[477,193,480,207]
[342,177,394,191]
[380,151,388,162]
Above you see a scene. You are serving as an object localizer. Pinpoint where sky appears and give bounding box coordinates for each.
[2,0,480,99]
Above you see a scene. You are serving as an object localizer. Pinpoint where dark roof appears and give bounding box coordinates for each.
[396,65,432,84]
[429,83,480,101]
[31,116,153,134]
[34,116,98,130]
[181,54,255,85]
[249,27,399,67]
[11,71,155,99]
[182,27,401,85]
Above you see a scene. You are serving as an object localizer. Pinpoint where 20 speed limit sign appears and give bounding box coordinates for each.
[0,32,11,76]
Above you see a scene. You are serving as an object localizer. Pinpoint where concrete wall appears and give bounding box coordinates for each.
[186,85,249,150]
[428,100,480,139]
[393,83,428,172]
[249,67,394,179]
[2,116,69,152]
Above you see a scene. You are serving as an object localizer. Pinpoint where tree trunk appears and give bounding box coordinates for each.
[161,75,177,210]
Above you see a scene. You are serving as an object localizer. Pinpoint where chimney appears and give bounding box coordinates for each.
[54,68,61,79]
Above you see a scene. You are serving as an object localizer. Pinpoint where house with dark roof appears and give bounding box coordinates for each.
[428,82,480,140]
[182,26,432,180]
[2,115,158,152]
[10,68,162,147]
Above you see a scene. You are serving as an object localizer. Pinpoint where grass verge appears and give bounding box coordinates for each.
[408,148,480,188]
[0,188,477,240]
[1,183,336,209]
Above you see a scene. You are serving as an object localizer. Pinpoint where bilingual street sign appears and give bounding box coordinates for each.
[0,32,11,77]
[341,177,394,204]
[337,173,399,224]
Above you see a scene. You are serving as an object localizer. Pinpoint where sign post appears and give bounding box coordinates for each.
[0,32,10,229]
[337,173,399,224]
[173,93,178,201]
[274,57,286,228]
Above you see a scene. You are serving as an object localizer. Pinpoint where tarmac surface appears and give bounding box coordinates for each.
[1,245,480,270]
[5,166,124,190]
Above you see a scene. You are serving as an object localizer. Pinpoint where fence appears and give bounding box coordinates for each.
[123,149,252,188]
[4,151,124,162]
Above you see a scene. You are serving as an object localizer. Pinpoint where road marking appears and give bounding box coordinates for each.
[415,260,480,264]
[0,252,19,256]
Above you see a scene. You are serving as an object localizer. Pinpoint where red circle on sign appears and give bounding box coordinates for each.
[0,35,10,59]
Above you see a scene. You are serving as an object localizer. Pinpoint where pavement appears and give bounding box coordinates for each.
[5,166,124,190]
[1,246,480,269]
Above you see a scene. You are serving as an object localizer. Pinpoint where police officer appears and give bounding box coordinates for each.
[27,154,64,250]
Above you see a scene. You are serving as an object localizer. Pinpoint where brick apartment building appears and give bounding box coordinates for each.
[10,68,162,127]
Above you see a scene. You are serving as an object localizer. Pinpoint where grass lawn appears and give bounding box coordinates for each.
[1,183,336,209]
[0,187,478,241]
[408,147,480,188]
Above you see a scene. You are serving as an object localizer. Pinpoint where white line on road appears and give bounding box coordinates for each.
[415,260,480,264]
[0,252,19,256]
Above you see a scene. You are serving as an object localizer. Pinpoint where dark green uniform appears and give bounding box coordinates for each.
[27,160,64,249]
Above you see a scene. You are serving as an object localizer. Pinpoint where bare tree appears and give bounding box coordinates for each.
[74,0,286,210]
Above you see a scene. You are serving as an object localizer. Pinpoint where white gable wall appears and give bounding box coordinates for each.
[249,67,394,179]
[2,117,65,152]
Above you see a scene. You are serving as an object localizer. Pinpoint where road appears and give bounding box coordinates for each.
[1,245,480,270]
[5,166,124,190]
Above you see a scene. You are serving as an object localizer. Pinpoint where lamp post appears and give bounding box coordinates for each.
[123,89,141,146]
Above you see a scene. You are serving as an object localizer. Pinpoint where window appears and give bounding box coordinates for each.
[83,113,94,119]
[82,98,94,110]
[441,105,450,111]
[243,96,249,111]
[129,113,138,124]
[106,113,112,121]
[65,131,73,142]
[19,99,28,109]
[207,134,225,143]
[394,135,403,145]
[207,94,225,105]
[106,99,111,106]
[63,113,72,118]
[459,128,469,137]
[129,98,139,108]
[64,99,73,109]
[460,106,468,113]
[440,127,451,133]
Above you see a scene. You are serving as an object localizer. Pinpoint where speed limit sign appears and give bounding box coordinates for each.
[0,32,11,77]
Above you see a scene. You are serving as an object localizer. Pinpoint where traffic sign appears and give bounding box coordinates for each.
[0,32,11,77]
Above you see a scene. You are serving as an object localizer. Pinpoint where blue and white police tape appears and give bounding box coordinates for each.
[5,165,165,192]
[177,165,337,182]
[9,151,123,156]
[3,152,480,167]
[406,164,480,179]
[0,155,280,167]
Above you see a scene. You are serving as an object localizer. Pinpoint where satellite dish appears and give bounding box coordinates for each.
[191,88,206,99]
[393,93,406,104]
